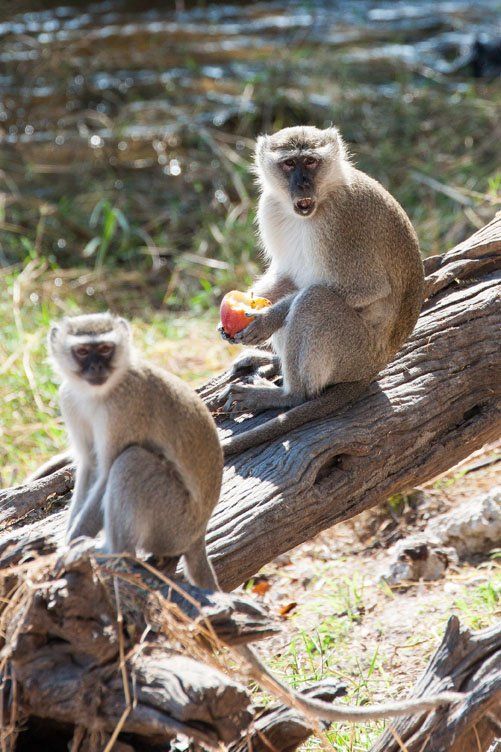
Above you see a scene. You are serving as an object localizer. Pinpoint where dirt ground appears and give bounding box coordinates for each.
[239,441,500,748]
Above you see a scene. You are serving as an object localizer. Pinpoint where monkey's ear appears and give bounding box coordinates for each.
[323,126,341,144]
[323,126,348,160]
[48,324,59,343]
[255,134,270,159]
[116,317,131,337]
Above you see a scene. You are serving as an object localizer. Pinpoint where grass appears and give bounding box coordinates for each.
[1,11,500,748]
[454,572,501,630]
[245,488,500,751]
[0,265,236,485]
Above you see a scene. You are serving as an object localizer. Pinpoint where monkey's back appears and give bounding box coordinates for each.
[104,362,223,515]
[331,168,424,351]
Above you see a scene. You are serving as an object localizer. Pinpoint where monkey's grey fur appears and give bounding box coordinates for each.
[221,125,424,455]
[50,312,222,589]
[49,314,460,724]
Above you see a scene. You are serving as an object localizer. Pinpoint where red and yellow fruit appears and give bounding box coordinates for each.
[220,290,271,338]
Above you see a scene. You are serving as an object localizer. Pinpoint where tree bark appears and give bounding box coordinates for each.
[1,217,500,751]
[369,616,501,752]
[1,216,500,591]
[0,545,322,751]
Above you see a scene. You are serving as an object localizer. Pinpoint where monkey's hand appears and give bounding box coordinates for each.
[233,310,279,346]
[217,323,237,344]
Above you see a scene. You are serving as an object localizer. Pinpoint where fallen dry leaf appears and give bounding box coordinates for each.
[252,579,271,596]
[279,602,298,618]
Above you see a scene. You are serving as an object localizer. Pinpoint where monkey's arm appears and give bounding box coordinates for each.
[251,269,297,303]
[233,294,296,346]
[64,405,96,529]
[67,460,95,528]
[67,473,107,542]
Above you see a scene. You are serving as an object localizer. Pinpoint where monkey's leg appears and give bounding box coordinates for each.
[224,285,378,414]
[281,284,379,395]
[183,536,219,591]
[223,377,303,413]
[230,348,279,377]
[103,447,208,564]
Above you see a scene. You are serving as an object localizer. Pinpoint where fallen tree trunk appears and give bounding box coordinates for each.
[1,546,348,751]
[0,217,500,751]
[3,216,498,588]
[369,616,501,752]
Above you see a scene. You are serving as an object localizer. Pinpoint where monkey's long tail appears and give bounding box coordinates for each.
[237,645,462,723]
[222,381,369,457]
[26,451,73,482]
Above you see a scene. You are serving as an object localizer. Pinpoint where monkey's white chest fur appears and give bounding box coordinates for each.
[259,198,328,287]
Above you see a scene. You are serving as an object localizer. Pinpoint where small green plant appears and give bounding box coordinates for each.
[83,200,133,267]
[454,575,500,629]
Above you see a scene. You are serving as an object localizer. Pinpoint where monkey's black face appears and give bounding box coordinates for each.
[279,155,319,217]
[71,341,116,385]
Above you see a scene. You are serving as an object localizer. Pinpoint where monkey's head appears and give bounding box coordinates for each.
[49,312,132,391]
[255,125,349,218]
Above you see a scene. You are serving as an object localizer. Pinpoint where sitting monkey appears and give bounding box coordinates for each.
[220,125,424,454]
[49,312,222,589]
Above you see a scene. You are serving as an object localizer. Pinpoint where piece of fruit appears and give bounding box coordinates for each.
[220,290,271,338]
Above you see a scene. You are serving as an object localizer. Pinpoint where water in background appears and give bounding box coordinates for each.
[0,0,499,269]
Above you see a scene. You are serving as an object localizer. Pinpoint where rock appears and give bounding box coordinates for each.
[380,487,500,584]
[381,536,458,584]
[427,486,501,557]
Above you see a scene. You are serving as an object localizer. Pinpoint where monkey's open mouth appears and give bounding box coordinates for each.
[85,374,109,386]
[294,197,315,216]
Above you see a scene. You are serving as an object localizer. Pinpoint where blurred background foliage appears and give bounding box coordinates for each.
[0,0,500,479]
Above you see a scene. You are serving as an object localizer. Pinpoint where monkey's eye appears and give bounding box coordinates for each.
[73,345,90,360]
[304,157,318,169]
[281,159,296,171]
[97,343,114,357]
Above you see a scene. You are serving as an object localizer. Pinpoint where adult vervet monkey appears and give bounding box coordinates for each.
[49,312,222,588]
[220,125,424,455]
[48,314,460,725]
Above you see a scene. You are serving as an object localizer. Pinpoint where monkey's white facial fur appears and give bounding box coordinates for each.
[255,125,350,218]
[49,312,132,393]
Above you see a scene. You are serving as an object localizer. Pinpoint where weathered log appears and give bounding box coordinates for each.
[227,680,347,752]
[370,616,501,752]
[0,465,74,530]
[2,216,500,592]
[0,545,351,751]
[1,218,500,751]
[0,547,268,750]
[2,550,252,747]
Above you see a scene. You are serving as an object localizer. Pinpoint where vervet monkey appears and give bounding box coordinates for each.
[49,313,460,724]
[220,125,424,455]
[49,312,222,589]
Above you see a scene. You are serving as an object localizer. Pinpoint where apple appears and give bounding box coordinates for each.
[220,290,271,339]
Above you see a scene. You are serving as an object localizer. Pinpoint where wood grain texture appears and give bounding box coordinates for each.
[1,216,500,594]
[369,616,501,752]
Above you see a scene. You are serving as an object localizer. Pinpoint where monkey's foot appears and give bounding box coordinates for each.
[230,349,279,378]
[222,380,298,413]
